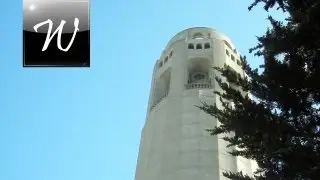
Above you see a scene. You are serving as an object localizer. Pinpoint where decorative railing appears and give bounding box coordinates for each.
[150,93,168,110]
[185,83,212,90]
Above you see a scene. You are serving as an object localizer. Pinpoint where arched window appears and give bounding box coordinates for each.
[188,43,194,49]
[158,61,163,68]
[196,44,202,49]
[169,51,173,57]
[191,72,207,83]
[204,43,210,49]
[237,59,241,65]
[223,40,232,50]
[231,54,235,61]
[194,73,205,80]
[164,56,168,63]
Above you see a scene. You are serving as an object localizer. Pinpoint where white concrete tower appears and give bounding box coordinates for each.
[135,27,256,180]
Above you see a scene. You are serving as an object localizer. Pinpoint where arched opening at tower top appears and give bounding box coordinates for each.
[187,58,211,84]
[192,32,205,39]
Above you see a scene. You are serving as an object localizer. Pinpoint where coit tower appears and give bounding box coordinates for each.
[134,27,257,180]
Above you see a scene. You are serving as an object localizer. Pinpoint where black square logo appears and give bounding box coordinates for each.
[23,0,90,67]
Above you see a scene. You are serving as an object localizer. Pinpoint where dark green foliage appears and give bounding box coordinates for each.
[198,0,320,179]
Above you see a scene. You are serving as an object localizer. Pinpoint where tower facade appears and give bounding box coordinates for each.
[135,27,257,180]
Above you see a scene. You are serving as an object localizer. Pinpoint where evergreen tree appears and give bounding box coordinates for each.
[198,0,320,179]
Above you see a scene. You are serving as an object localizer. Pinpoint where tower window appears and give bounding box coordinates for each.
[164,56,168,63]
[226,50,229,56]
[237,59,241,65]
[158,61,163,68]
[231,54,235,61]
[224,40,232,50]
[194,73,205,80]
[169,51,173,57]
[204,43,210,49]
[188,43,194,49]
[196,44,202,49]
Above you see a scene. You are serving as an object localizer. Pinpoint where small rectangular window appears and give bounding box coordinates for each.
[196,44,202,49]
[231,55,235,61]
[237,59,241,65]
[164,56,168,63]
[226,50,229,56]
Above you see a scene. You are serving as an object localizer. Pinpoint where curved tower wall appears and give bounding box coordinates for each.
[135,27,254,180]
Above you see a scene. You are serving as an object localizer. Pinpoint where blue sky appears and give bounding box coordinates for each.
[0,1,286,180]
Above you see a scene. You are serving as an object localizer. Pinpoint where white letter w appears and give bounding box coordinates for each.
[33,18,80,52]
